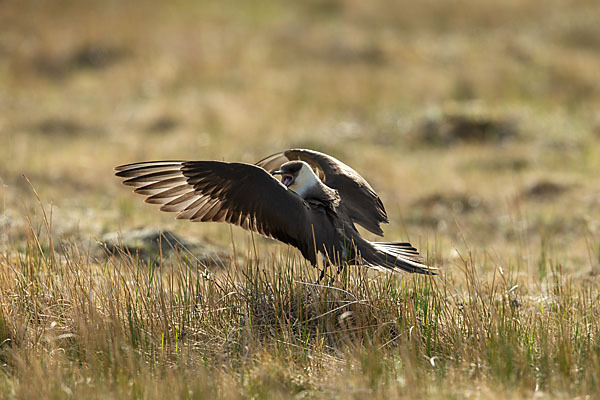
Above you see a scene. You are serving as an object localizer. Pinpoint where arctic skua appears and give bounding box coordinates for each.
[115,150,436,275]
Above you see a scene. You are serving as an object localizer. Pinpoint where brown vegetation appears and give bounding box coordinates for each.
[1,0,599,398]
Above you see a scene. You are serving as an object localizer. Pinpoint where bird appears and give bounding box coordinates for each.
[115,149,436,276]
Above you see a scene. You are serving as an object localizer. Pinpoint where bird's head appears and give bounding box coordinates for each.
[273,160,320,197]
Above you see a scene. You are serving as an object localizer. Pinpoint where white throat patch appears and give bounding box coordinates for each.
[289,163,321,198]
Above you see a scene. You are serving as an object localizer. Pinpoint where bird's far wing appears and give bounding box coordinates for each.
[256,149,388,236]
[115,161,311,249]
[255,151,326,181]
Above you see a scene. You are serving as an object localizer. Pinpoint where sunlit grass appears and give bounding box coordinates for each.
[2,0,600,398]
[0,201,598,399]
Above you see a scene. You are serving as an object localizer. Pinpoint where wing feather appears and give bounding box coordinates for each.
[115,160,313,251]
[135,177,188,190]
[159,191,198,212]
[143,184,191,199]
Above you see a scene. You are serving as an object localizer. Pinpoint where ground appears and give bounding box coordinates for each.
[0,0,599,398]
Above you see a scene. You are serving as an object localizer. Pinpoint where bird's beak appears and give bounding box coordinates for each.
[272,170,283,175]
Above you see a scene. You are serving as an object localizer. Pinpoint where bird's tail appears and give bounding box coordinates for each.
[363,241,438,275]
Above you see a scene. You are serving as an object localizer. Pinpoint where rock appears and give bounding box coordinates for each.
[522,180,570,201]
[98,227,229,268]
[465,156,529,172]
[407,192,485,231]
[417,104,518,145]
[33,117,103,137]
[69,43,128,70]
[33,42,129,79]
[415,192,484,215]
[145,115,180,133]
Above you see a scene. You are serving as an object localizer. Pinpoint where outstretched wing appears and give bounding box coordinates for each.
[256,149,389,236]
[115,161,313,251]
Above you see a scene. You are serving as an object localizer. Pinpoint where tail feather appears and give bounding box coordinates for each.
[372,241,422,259]
[367,242,437,275]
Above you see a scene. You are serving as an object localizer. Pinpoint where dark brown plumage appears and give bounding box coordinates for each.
[256,149,389,236]
[115,151,436,275]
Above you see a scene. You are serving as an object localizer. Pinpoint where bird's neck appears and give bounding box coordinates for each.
[301,181,339,205]
[292,165,339,204]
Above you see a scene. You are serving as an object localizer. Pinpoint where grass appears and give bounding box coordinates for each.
[1,0,600,398]
[0,197,598,398]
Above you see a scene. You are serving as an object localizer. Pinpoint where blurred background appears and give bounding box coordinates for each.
[1,0,600,275]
